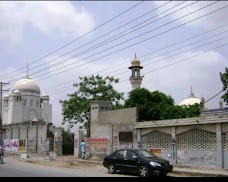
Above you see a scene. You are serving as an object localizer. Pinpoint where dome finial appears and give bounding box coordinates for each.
[189,85,196,98]
[26,61,29,77]
[135,53,137,59]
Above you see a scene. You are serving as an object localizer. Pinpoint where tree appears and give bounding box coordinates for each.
[60,75,124,136]
[125,88,200,121]
[220,67,228,104]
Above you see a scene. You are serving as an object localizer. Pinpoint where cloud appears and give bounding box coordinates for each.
[0,1,95,50]
[153,1,228,29]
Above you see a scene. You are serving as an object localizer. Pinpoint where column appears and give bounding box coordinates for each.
[216,123,224,168]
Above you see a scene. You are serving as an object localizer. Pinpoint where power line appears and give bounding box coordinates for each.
[5,1,226,90]
[2,1,182,81]
[46,27,228,94]
[52,37,228,101]
[29,1,173,77]
[1,0,144,80]
[28,1,197,78]
[105,29,228,77]
[142,42,228,77]
[31,1,223,82]
[11,0,217,85]
[204,89,225,104]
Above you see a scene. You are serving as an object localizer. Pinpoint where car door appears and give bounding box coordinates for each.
[123,150,139,173]
[112,150,125,171]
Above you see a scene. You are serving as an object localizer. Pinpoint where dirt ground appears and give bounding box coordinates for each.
[30,158,107,173]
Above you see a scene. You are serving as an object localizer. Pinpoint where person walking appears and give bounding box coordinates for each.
[80,139,86,159]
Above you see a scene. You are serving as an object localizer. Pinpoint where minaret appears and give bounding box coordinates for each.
[219,99,223,109]
[129,53,143,90]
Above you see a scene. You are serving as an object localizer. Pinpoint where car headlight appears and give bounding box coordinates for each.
[169,162,172,165]
[150,162,161,167]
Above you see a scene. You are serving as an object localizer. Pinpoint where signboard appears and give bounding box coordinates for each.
[86,137,109,153]
[11,139,19,152]
[3,139,11,151]
[19,139,27,153]
[113,135,119,146]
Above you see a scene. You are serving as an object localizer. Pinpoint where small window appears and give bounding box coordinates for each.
[30,100,33,107]
[36,101,39,107]
[23,99,27,106]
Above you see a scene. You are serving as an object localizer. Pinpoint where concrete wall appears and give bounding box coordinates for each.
[11,102,22,124]
[135,116,228,169]
[74,130,85,158]
[42,104,52,123]
[98,107,137,125]
[90,101,138,160]
[3,124,52,154]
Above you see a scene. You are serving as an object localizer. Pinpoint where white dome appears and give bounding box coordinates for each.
[179,86,203,107]
[179,97,201,106]
[4,94,9,98]
[12,75,40,95]
[42,93,49,99]
[129,54,143,68]
[12,89,21,95]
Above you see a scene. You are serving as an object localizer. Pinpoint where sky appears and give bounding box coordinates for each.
[0,1,228,132]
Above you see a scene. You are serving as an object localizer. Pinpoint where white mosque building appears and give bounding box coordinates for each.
[1,73,63,155]
[3,74,52,125]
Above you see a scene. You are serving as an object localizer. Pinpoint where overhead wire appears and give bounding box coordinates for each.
[7,0,218,87]
[31,1,224,82]
[5,1,225,91]
[1,0,144,79]
[47,27,228,95]
[2,1,182,81]
[106,29,228,77]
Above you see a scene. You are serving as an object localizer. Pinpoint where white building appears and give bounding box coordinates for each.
[3,74,52,125]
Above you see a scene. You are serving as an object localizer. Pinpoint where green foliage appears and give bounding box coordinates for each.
[60,127,74,155]
[60,75,125,136]
[220,67,228,104]
[125,88,200,121]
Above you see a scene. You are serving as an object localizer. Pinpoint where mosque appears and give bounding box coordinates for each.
[1,71,62,155]
[3,74,51,125]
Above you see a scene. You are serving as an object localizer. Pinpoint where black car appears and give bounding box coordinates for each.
[103,148,173,177]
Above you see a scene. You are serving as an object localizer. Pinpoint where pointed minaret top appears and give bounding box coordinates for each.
[135,53,137,59]
[189,85,196,98]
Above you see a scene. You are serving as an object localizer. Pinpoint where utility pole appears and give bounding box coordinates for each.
[0,82,9,147]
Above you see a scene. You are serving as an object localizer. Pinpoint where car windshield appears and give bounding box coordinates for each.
[138,150,158,158]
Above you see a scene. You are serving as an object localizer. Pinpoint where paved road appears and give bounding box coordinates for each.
[0,156,132,177]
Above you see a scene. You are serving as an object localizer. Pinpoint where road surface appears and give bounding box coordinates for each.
[0,156,132,177]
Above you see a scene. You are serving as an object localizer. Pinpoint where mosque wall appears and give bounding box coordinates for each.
[3,124,51,154]
[136,116,228,169]
[88,99,228,169]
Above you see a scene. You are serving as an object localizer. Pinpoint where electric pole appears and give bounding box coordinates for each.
[0,82,9,147]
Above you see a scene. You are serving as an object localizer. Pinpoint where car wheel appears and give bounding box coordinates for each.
[139,166,149,177]
[108,164,116,174]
